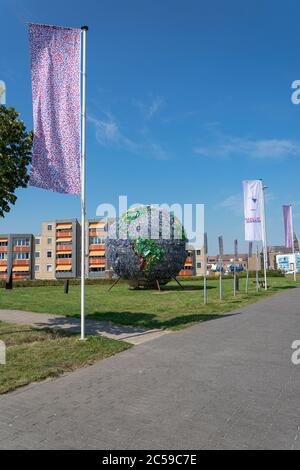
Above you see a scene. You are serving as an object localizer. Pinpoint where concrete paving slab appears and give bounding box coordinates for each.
[0,288,300,449]
[0,309,169,345]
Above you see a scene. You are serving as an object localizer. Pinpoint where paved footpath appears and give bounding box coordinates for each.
[0,288,300,450]
[0,309,168,345]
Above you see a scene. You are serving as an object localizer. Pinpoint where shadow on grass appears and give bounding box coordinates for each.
[160,284,216,292]
[270,285,299,291]
[87,310,240,330]
[30,310,241,334]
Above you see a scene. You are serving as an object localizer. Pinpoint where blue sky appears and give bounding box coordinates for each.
[1,0,300,253]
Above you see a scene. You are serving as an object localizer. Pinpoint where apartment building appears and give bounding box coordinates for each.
[35,219,81,279]
[0,234,34,280]
[179,245,205,277]
[86,218,116,278]
[4,218,271,281]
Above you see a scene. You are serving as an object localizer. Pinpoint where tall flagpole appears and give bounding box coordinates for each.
[290,204,296,281]
[80,25,88,341]
[256,244,259,292]
[203,233,208,305]
[260,179,268,290]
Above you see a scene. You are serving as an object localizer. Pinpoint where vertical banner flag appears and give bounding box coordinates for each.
[28,24,81,194]
[283,205,293,249]
[243,180,263,241]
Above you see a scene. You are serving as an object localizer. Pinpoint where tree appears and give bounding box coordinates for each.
[0,106,32,217]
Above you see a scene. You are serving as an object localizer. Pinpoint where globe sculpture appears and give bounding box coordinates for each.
[106,205,188,289]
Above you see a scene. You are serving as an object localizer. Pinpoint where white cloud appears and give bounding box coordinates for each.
[194,136,300,160]
[88,112,169,160]
[134,96,165,120]
[87,113,139,152]
[218,193,243,216]
[218,191,275,216]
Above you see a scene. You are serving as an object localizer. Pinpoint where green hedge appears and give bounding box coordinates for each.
[0,269,285,289]
[0,278,125,289]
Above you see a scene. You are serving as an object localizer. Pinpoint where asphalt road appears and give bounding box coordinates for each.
[0,288,300,450]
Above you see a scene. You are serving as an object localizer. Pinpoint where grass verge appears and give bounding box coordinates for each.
[0,277,298,330]
[0,321,131,394]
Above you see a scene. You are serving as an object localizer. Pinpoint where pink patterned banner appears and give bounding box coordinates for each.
[28,23,81,194]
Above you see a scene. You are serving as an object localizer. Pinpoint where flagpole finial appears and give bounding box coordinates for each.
[81,25,89,31]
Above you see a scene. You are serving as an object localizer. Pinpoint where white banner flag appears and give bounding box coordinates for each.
[243,180,263,241]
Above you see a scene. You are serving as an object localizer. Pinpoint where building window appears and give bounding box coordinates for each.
[35,265,40,272]
[46,264,53,272]
[47,237,53,245]
[14,252,30,260]
[0,241,8,246]
[89,236,105,245]
[35,252,40,258]
[47,251,52,258]
[0,253,7,260]
[196,250,201,256]
[197,262,202,269]
[47,224,53,231]
[15,238,30,246]
[35,238,40,245]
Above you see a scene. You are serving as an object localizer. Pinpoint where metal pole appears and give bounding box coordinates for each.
[219,257,222,301]
[233,258,236,296]
[80,26,88,341]
[233,241,236,297]
[203,257,207,305]
[246,241,252,294]
[218,236,223,301]
[260,180,268,290]
[290,204,296,281]
[203,233,208,305]
[246,264,249,294]
[256,245,259,292]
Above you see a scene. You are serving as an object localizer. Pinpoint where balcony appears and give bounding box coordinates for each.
[0,246,8,252]
[179,270,193,277]
[89,244,105,251]
[185,257,193,264]
[13,260,30,266]
[13,246,31,252]
[56,223,72,230]
[0,261,7,266]
[89,230,106,238]
[56,231,73,238]
[56,246,73,252]
[56,258,72,265]
[89,259,105,265]
[13,274,31,280]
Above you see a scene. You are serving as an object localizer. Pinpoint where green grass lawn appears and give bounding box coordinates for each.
[0,276,298,330]
[0,321,131,394]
